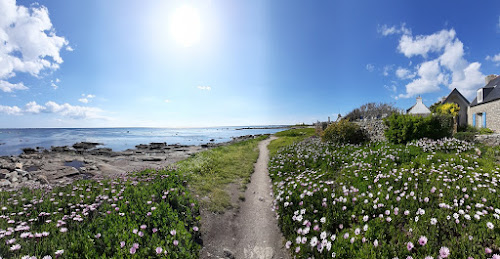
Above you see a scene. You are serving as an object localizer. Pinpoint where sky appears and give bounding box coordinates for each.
[0,0,500,128]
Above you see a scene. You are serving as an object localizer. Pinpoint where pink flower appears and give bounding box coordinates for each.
[193,226,199,232]
[133,243,139,249]
[491,254,500,259]
[440,247,450,258]
[138,231,144,237]
[132,229,138,234]
[120,241,125,248]
[156,247,163,254]
[486,247,493,254]
[152,228,158,233]
[170,230,176,236]
[10,244,21,251]
[407,242,414,251]
[55,250,64,255]
[173,240,179,246]
[418,236,427,246]
[129,247,136,254]
[140,225,147,229]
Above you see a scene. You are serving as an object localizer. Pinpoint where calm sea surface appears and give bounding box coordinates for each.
[0,126,288,156]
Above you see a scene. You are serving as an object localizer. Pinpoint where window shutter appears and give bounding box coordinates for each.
[484,112,487,128]
[473,114,476,127]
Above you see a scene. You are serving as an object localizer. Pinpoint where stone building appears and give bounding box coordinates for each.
[407,96,431,115]
[468,75,500,131]
[441,88,469,127]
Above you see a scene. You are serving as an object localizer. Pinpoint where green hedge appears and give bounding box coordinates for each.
[384,114,453,144]
[321,120,369,144]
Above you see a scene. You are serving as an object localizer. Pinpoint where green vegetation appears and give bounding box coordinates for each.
[479,127,494,135]
[269,138,500,258]
[268,128,316,157]
[321,120,369,144]
[0,170,201,258]
[176,135,268,212]
[384,114,453,144]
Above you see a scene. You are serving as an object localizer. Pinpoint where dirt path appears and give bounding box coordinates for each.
[200,136,290,259]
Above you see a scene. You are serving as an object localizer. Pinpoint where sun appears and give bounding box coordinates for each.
[169,5,201,47]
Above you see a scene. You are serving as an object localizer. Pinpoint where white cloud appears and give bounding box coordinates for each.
[395,67,415,79]
[78,94,96,103]
[66,46,74,52]
[398,29,456,58]
[366,64,375,72]
[383,65,394,76]
[0,80,28,92]
[0,0,69,91]
[197,86,211,91]
[399,60,445,98]
[25,101,45,113]
[486,53,500,65]
[378,24,411,36]
[0,100,106,119]
[386,27,485,99]
[0,105,22,115]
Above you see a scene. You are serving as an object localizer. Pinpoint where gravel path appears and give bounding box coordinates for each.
[233,136,289,259]
[200,136,289,259]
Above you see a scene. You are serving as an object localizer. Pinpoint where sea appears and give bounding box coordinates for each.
[0,126,288,156]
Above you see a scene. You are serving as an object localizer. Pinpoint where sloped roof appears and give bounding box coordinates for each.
[442,88,470,105]
[470,76,500,107]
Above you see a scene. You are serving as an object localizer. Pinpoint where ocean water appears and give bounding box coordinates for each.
[0,126,287,156]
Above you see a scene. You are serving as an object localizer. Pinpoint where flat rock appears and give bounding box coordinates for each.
[0,179,11,187]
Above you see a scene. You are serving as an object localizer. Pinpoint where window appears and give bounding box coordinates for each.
[477,89,483,103]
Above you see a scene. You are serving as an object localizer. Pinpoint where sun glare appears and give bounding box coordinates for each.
[169,5,201,47]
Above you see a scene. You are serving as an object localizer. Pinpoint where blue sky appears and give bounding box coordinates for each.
[0,0,499,127]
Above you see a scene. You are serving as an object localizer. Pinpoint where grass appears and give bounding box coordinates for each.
[0,170,201,258]
[176,135,269,212]
[269,138,500,258]
[268,128,316,157]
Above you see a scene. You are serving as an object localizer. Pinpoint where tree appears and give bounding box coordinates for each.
[435,103,460,134]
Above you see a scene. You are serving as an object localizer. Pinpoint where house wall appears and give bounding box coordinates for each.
[469,100,500,132]
[442,95,468,126]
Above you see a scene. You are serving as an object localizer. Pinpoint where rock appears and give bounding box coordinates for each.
[11,176,19,183]
[223,248,235,259]
[0,179,11,187]
[15,162,23,169]
[73,142,101,150]
[141,157,163,162]
[209,139,215,142]
[258,197,264,202]
[36,175,50,185]
[15,169,31,179]
[51,146,71,152]
[22,148,37,155]
[135,144,149,149]
[149,142,167,150]
[0,169,9,179]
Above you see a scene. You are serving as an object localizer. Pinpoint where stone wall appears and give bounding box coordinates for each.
[354,119,387,142]
[469,101,500,132]
[475,133,500,146]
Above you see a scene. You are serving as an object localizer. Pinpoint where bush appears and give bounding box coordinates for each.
[457,124,478,133]
[479,127,494,135]
[384,114,453,144]
[321,120,368,144]
[454,132,476,142]
[344,102,401,121]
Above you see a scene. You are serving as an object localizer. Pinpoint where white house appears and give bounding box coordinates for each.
[407,96,431,115]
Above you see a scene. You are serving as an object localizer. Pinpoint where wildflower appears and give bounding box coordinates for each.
[129,247,136,254]
[374,239,379,247]
[439,247,450,258]
[430,218,437,225]
[285,241,292,249]
[487,222,494,230]
[140,224,147,229]
[418,236,427,246]
[156,247,163,254]
[310,236,318,247]
[295,247,300,253]
[120,241,125,248]
[133,243,139,249]
[170,230,176,236]
[193,226,199,232]
[491,254,500,259]
[486,247,493,254]
[55,250,64,255]
[407,242,414,251]
[95,233,101,239]
[10,244,21,251]
[173,240,179,246]
[42,256,52,259]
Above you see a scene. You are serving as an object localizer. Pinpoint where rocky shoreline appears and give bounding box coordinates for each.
[0,134,267,191]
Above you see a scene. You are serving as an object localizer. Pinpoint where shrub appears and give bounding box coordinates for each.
[457,124,478,133]
[384,114,453,144]
[321,120,368,144]
[479,127,494,135]
[454,132,476,142]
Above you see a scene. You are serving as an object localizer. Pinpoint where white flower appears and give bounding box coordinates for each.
[310,236,318,247]
[487,222,494,230]
[430,218,437,225]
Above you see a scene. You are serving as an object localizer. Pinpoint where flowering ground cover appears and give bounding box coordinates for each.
[269,137,500,258]
[0,169,201,258]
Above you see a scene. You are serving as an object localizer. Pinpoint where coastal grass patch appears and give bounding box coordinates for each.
[268,128,316,157]
[0,170,201,258]
[269,138,500,258]
[176,135,268,212]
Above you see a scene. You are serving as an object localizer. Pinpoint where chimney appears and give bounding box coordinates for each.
[416,96,423,104]
[485,74,498,84]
